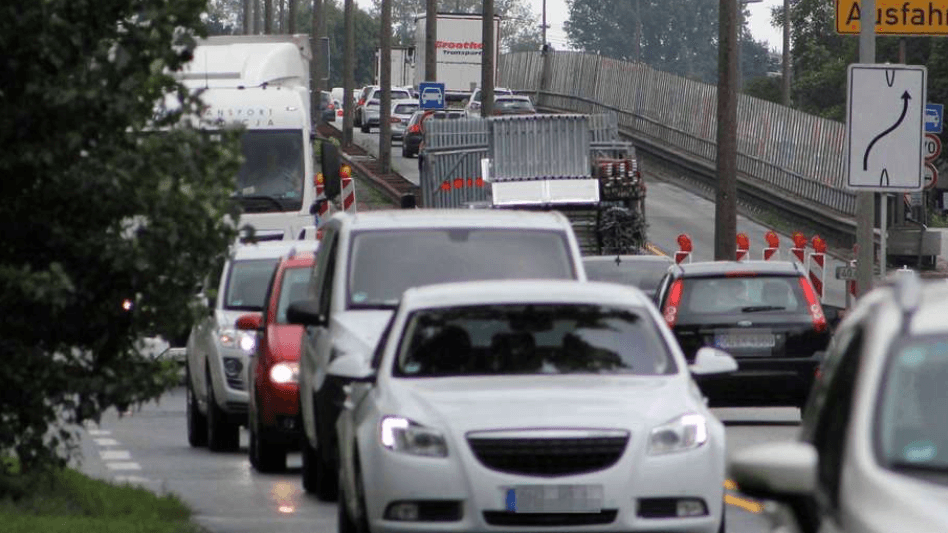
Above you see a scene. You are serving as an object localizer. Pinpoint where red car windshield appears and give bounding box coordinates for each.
[276,266,312,324]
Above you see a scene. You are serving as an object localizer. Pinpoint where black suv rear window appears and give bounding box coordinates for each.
[678,275,806,316]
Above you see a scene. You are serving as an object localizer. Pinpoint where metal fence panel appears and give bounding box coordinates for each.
[421,118,491,208]
[490,114,590,181]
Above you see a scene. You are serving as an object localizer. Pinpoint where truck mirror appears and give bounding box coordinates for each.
[320,140,341,199]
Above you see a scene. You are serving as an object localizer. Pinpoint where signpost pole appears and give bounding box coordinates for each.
[856,0,876,297]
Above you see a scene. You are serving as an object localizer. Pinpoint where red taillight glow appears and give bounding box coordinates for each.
[408,124,421,133]
[663,280,684,328]
[390,117,401,123]
[798,277,827,333]
[725,271,758,278]
[358,98,365,106]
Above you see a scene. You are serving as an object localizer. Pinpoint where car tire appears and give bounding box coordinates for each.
[352,450,372,533]
[718,504,726,533]
[360,123,370,134]
[186,366,208,448]
[354,111,361,127]
[337,484,360,533]
[402,145,411,158]
[313,441,338,501]
[301,434,321,494]
[206,371,239,452]
[249,399,286,472]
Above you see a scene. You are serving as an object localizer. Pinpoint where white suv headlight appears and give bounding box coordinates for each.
[219,328,256,353]
[647,414,708,455]
[380,416,448,457]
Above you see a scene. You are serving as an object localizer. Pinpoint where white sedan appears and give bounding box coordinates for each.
[332,280,736,533]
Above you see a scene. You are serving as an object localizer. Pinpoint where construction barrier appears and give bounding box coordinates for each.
[763,230,780,260]
[790,232,807,264]
[808,235,827,300]
[675,234,692,264]
[736,233,750,261]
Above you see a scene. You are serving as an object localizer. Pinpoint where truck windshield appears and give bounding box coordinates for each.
[234,129,304,213]
[346,229,576,309]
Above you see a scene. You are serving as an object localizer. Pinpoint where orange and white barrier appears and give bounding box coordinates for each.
[736,233,750,261]
[763,230,780,261]
[340,165,357,213]
[790,232,807,264]
[675,234,692,264]
[808,235,827,300]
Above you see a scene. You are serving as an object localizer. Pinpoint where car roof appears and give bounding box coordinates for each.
[393,98,419,106]
[231,240,319,260]
[583,254,674,266]
[400,280,653,311]
[328,208,574,231]
[671,260,805,277]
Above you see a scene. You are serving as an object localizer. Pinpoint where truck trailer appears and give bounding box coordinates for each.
[376,46,415,88]
[413,12,500,100]
[175,35,319,242]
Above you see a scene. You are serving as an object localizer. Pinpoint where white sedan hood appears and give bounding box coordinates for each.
[387,375,698,433]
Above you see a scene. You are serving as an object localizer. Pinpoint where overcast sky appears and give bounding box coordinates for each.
[353,0,787,54]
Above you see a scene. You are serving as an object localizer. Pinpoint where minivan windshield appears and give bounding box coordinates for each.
[347,229,575,308]
[225,258,280,311]
[233,129,304,213]
[394,304,676,377]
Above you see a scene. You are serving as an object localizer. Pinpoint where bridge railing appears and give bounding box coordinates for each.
[499,51,857,218]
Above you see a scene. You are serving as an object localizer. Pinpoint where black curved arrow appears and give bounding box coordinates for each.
[863,91,911,171]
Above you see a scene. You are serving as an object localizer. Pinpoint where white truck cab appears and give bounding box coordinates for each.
[177,35,318,242]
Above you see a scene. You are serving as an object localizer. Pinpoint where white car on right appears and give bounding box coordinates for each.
[333,280,737,533]
[731,271,948,533]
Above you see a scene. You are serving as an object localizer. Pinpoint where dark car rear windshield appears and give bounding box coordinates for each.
[394,304,676,377]
[675,275,807,320]
[347,229,576,308]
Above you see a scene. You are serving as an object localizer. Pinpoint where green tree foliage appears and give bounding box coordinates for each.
[0,0,243,472]
[374,0,542,53]
[564,0,773,85]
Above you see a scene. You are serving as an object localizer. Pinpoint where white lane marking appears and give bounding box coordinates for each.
[99,450,132,461]
[106,462,142,471]
[94,438,120,446]
[87,429,111,436]
[113,475,151,485]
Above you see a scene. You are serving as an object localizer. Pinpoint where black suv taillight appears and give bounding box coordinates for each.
[797,277,827,333]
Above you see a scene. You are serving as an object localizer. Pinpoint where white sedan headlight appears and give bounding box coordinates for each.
[380,416,448,457]
[647,414,708,455]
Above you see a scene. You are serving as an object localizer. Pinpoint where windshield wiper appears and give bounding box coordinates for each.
[740,305,786,313]
[233,194,286,211]
[348,303,398,310]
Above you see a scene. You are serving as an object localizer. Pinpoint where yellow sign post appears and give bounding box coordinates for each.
[837,0,948,35]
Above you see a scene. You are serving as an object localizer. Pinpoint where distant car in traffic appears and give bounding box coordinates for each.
[390,98,420,140]
[730,271,948,533]
[654,260,831,409]
[318,90,335,123]
[492,94,537,116]
[237,249,316,473]
[402,108,465,158]
[185,240,319,452]
[464,86,513,116]
[356,86,412,131]
[334,279,736,533]
[583,254,675,297]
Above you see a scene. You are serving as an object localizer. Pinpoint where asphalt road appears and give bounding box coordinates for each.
[76,387,799,533]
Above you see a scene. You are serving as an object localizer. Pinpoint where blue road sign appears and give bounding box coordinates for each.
[419,82,445,110]
[925,103,943,134]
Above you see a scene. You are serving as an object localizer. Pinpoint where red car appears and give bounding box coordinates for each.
[236,250,315,472]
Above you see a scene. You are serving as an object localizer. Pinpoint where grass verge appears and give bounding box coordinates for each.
[0,464,201,533]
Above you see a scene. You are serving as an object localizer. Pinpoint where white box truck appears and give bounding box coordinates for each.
[175,35,318,242]
[413,13,500,100]
[375,46,415,88]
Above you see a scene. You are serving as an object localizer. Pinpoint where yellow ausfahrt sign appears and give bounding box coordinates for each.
[837,0,948,35]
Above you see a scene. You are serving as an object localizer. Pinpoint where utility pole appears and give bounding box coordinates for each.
[781,0,790,105]
[542,0,547,48]
[425,0,437,82]
[311,0,324,128]
[856,0,876,297]
[481,0,495,117]
[714,0,738,261]
[243,0,252,34]
[343,0,355,147]
[288,0,296,33]
[264,0,273,34]
[380,0,392,174]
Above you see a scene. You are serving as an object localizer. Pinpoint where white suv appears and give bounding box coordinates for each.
[464,86,513,117]
[185,240,318,451]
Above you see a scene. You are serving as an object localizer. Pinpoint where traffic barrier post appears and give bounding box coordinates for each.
[808,235,827,300]
[763,230,780,261]
[675,234,692,264]
[736,233,750,261]
[790,231,807,264]
[340,165,357,213]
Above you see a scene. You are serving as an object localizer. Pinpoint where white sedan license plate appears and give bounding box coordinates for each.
[505,484,603,513]
[715,331,776,349]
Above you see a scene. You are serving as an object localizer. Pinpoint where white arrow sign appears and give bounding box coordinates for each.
[846,64,926,191]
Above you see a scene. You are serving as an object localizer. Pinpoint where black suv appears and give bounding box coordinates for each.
[654,260,830,408]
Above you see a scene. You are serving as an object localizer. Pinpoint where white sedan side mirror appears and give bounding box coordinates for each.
[689,346,738,375]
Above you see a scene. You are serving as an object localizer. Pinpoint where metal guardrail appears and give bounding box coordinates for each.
[498,51,858,221]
